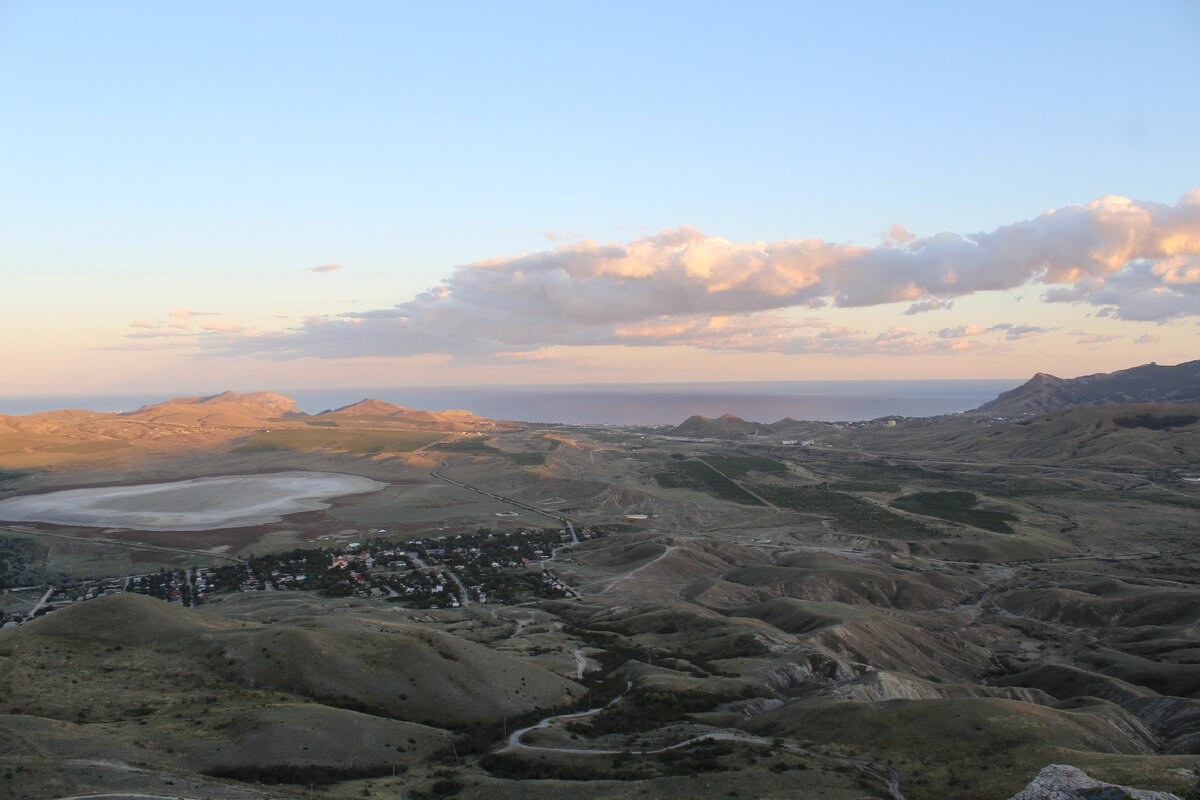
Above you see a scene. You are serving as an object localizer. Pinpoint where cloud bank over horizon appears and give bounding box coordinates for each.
[173,189,1200,361]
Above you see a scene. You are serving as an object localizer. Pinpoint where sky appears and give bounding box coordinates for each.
[1,0,1198,398]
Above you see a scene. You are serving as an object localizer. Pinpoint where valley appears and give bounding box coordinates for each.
[1,390,1198,799]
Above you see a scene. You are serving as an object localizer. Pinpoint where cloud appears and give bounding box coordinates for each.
[124,330,189,339]
[129,321,157,329]
[311,264,342,272]
[936,324,988,339]
[884,224,917,246]
[1135,332,1161,343]
[990,323,1051,340]
[1076,332,1122,344]
[167,309,218,320]
[197,188,1200,360]
[904,298,953,315]
[494,349,616,371]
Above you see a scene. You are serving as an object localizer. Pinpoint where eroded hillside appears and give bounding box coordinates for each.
[1,397,1199,799]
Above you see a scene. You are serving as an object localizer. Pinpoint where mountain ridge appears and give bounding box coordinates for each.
[974,359,1200,415]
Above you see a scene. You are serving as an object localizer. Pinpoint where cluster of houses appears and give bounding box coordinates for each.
[14,525,600,618]
[4,525,603,622]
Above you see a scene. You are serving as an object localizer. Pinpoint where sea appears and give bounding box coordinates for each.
[0,380,1020,426]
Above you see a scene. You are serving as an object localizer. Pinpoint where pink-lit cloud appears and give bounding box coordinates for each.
[884,224,917,246]
[193,188,1200,360]
[1135,332,1162,343]
[311,264,342,272]
[936,324,988,339]
[904,298,953,315]
[1076,332,1123,344]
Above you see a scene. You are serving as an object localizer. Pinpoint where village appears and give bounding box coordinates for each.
[2,525,603,624]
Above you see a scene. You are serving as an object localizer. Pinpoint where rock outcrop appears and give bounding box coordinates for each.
[1007,764,1182,800]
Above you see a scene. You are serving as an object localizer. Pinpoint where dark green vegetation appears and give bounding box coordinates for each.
[566,689,750,736]
[890,491,1017,532]
[700,455,787,477]
[753,484,939,539]
[480,739,743,782]
[829,480,901,493]
[654,460,764,505]
[0,535,51,591]
[207,763,394,785]
[235,428,444,453]
[1114,412,1199,430]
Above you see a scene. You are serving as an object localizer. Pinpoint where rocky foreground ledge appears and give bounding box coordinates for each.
[1009,765,1183,800]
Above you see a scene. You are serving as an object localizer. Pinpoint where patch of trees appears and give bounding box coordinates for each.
[701,455,788,477]
[479,752,654,782]
[571,627,746,678]
[654,461,764,505]
[1114,413,1198,430]
[480,740,739,782]
[566,688,747,736]
[206,763,394,785]
[0,536,51,590]
[754,485,940,539]
[890,491,1017,533]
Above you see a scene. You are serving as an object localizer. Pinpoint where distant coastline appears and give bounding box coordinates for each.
[0,380,1021,425]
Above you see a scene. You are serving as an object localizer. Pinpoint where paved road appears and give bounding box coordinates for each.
[407,551,471,606]
[431,462,578,531]
[501,682,906,799]
[23,584,54,620]
[430,460,585,599]
[445,569,472,606]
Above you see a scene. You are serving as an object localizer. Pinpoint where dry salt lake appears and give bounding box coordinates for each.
[0,471,384,531]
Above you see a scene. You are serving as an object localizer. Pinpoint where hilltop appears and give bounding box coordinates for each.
[975,359,1200,416]
[856,402,1200,467]
[123,390,305,424]
[320,399,483,427]
[0,391,508,471]
[672,413,835,439]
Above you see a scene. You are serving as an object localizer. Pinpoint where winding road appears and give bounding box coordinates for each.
[501,686,905,799]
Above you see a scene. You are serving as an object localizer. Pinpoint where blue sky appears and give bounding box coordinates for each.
[2,1,1198,395]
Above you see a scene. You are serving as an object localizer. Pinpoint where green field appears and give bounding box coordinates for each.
[891,491,1017,533]
[234,428,444,453]
[753,484,939,539]
[654,460,764,505]
[701,454,787,477]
